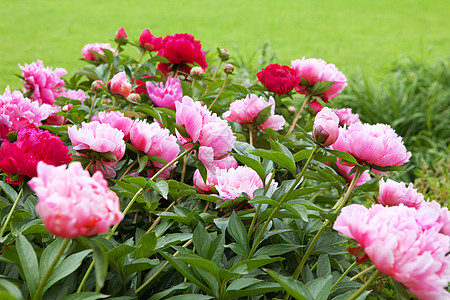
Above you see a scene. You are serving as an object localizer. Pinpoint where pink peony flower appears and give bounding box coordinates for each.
[222,94,285,131]
[0,128,72,184]
[96,111,133,140]
[0,87,56,140]
[139,29,163,52]
[175,96,236,165]
[334,204,450,299]
[60,88,88,104]
[19,60,67,105]
[332,108,361,127]
[68,121,125,178]
[312,107,339,147]
[256,64,300,95]
[291,57,347,101]
[378,179,424,208]
[215,166,265,200]
[108,72,131,98]
[146,77,183,110]
[308,100,323,114]
[334,160,371,188]
[28,162,123,238]
[157,33,208,76]
[331,122,411,167]
[81,43,117,61]
[193,156,238,192]
[129,120,180,179]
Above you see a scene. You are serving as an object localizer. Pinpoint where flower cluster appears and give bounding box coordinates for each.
[146,77,183,110]
[81,43,117,61]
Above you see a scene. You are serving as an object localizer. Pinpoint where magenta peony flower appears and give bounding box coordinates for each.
[68,121,125,178]
[222,94,285,131]
[256,64,300,95]
[114,27,128,44]
[139,29,163,52]
[0,87,56,140]
[378,179,424,208]
[334,160,371,188]
[19,60,67,105]
[81,43,117,61]
[291,57,347,101]
[332,108,361,127]
[331,122,411,167]
[157,33,208,76]
[0,128,72,184]
[193,156,238,193]
[28,162,123,238]
[312,107,339,147]
[60,88,88,104]
[96,111,133,140]
[146,77,183,110]
[215,166,265,200]
[334,204,450,299]
[108,72,131,98]
[129,120,180,179]
[175,96,235,165]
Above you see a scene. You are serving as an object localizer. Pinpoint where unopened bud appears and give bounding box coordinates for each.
[218,48,230,61]
[114,27,128,45]
[92,80,104,90]
[127,93,140,102]
[62,103,74,112]
[190,67,205,80]
[224,63,234,75]
[288,106,296,114]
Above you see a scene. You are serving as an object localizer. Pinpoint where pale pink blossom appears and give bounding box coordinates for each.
[29,162,123,238]
[331,123,411,167]
[291,57,347,101]
[332,108,360,126]
[378,179,424,208]
[19,60,67,105]
[312,107,339,147]
[175,96,236,165]
[130,120,180,178]
[215,166,265,200]
[0,87,56,140]
[334,160,371,188]
[81,43,117,61]
[334,204,450,299]
[222,94,285,131]
[68,121,125,178]
[96,111,133,140]
[146,77,183,110]
[60,88,87,104]
[108,72,131,98]
[193,156,238,192]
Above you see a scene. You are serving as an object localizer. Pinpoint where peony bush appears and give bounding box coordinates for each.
[0,27,448,300]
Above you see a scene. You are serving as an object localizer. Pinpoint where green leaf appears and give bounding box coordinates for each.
[0,182,18,202]
[332,290,371,300]
[146,180,168,199]
[137,155,148,173]
[248,196,280,207]
[305,275,333,300]
[107,244,136,262]
[317,254,331,277]
[88,240,108,293]
[250,149,296,174]
[310,81,334,95]
[327,149,360,166]
[135,231,157,259]
[148,282,191,300]
[281,203,308,221]
[232,153,266,182]
[227,211,249,255]
[254,244,303,256]
[154,233,193,252]
[61,292,109,300]
[167,295,212,300]
[293,149,314,162]
[122,258,159,278]
[254,105,272,127]
[0,279,23,300]
[225,280,281,298]
[265,269,313,300]
[39,238,70,279]
[371,165,406,172]
[193,224,212,259]
[229,256,284,273]
[166,180,197,199]
[16,234,39,295]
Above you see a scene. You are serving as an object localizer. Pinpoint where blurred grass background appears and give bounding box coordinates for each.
[1,0,449,89]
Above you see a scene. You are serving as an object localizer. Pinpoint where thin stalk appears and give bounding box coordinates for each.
[146,200,177,233]
[87,91,98,122]
[248,124,254,146]
[348,269,381,300]
[33,238,71,300]
[76,144,198,292]
[133,50,146,78]
[84,156,95,171]
[350,264,376,281]
[106,44,121,83]
[247,144,321,259]
[208,74,229,110]
[331,261,358,291]
[211,61,223,81]
[118,160,139,181]
[180,154,191,184]
[287,94,311,135]
[0,188,23,238]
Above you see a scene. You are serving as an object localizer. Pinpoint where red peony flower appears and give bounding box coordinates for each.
[0,128,72,184]
[139,29,163,52]
[256,64,300,95]
[157,33,208,76]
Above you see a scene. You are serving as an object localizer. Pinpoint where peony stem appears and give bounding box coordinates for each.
[33,238,71,300]
[118,159,139,181]
[76,144,198,292]
[211,61,223,81]
[248,124,254,146]
[146,199,179,233]
[247,144,321,260]
[331,261,358,292]
[208,74,229,110]
[0,187,23,238]
[87,91,98,122]
[286,94,311,135]
[180,154,191,184]
[350,264,376,281]
[347,269,381,300]
[106,44,121,83]
[133,49,146,78]
[85,156,95,172]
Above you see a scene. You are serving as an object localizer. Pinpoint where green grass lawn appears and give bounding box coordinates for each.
[1,0,448,90]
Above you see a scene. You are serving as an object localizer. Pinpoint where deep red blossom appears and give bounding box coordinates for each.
[257,64,300,95]
[139,29,162,52]
[157,33,208,76]
[0,128,72,184]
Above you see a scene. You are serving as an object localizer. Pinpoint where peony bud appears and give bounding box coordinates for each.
[288,106,296,114]
[190,66,205,80]
[92,80,105,90]
[127,93,140,102]
[224,63,234,74]
[114,27,128,45]
[62,103,74,112]
[218,48,230,61]
[312,107,339,147]
[108,72,131,98]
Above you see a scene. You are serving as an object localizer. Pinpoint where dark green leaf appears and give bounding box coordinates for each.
[306,275,333,300]
[0,279,23,300]
[136,231,157,259]
[225,281,281,298]
[122,258,159,277]
[310,81,334,95]
[148,282,191,300]
[254,105,272,127]
[16,234,39,295]
[193,224,212,259]
[254,244,303,256]
[88,240,108,292]
[147,180,168,199]
[230,256,284,273]
[232,153,266,182]
[281,203,308,221]
[227,211,249,255]
[317,254,331,277]
[250,149,296,174]
[327,150,360,166]
[294,149,314,162]
[265,269,313,300]
[61,292,109,300]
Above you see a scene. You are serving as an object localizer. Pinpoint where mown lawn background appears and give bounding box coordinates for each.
[1,0,449,89]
